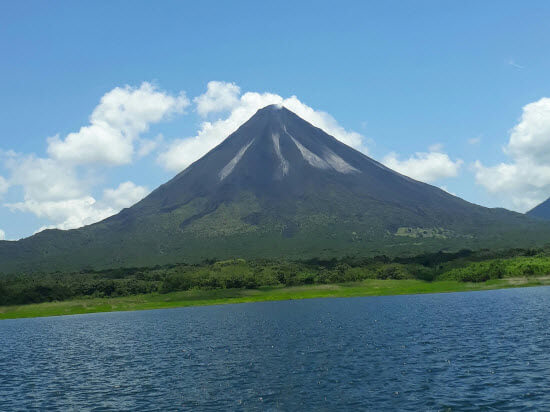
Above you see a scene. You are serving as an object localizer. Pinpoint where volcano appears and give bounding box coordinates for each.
[1,105,549,273]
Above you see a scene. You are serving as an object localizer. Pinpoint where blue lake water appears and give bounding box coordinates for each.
[1,287,550,411]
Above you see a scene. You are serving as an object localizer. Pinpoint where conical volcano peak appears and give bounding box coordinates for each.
[115,104,543,241]
[257,103,285,112]
[2,100,548,274]
[246,103,317,130]
[210,103,364,185]
[244,103,290,129]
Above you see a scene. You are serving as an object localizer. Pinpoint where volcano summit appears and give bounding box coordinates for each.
[1,105,548,272]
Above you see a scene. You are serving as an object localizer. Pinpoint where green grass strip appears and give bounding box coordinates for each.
[2,277,550,320]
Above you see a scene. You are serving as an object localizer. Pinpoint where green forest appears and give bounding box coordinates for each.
[2,246,550,307]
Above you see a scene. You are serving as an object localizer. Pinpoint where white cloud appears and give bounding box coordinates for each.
[47,82,189,166]
[475,97,550,211]
[6,180,149,232]
[6,155,85,202]
[0,229,5,240]
[505,98,550,163]
[468,137,481,145]
[9,197,116,232]
[0,82,178,236]
[383,151,463,183]
[3,151,150,233]
[102,181,149,210]
[194,81,241,117]
[158,82,367,172]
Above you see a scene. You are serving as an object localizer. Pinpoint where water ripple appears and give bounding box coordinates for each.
[1,287,550,410]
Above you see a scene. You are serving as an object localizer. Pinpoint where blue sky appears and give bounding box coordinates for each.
[1,0,550,240]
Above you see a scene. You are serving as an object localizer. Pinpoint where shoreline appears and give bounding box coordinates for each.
[2,277,550,320]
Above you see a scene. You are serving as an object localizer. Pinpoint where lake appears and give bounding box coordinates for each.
[1,287,550,410]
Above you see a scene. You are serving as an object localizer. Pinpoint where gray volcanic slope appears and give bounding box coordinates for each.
[1,105,549,273]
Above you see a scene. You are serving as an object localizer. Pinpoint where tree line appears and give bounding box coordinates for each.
[1,247,549,306]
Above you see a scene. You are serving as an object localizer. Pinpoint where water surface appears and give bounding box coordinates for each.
[1,287,550,410]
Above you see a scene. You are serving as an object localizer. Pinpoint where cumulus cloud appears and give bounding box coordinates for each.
[9,197,117,232]
[194,81,241,117]
[0,229,5,240]
[102,181,149,210]
[6,156,85,202]
[475,98,550,211]
[158,82,367,172]
[47,82,189,165]
[6,178,149,232]
[383,151,463,183]
[4,151,150,233]
[1,82,178,236]
[505,98,550,163]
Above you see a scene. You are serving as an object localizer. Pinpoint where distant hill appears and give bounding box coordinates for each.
[527,198,550,220]
[1,105,550,273]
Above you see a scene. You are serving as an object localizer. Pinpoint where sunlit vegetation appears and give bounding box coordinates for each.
[2,247,550,313]
[3,277,550,320]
